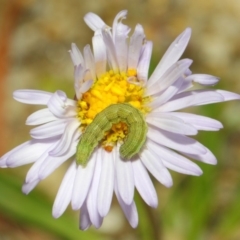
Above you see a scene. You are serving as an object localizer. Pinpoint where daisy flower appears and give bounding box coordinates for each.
[1,10,239,230]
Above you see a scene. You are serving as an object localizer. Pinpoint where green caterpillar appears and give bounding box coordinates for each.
[76,103,148,166]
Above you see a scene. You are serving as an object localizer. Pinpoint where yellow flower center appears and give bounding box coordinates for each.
[77,69,150,150]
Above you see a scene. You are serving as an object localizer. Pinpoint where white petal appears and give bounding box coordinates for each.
[158,91,224,112]
[79,201,91,231]
[102,30,119,71]
[49,120,80,157]
[71,152,97,210]
[30,119,68,139]
[13,90,52,105]
[147,127,207,155]
[84,12,107,31]
[69,43,85,66]
[52,162,77,218]
[186,74,219,85]
[22,179,40,194]
[137,41,153,84]
[148,140,203,176]
[146,59,192,96]
[115,182,138,228]
[128,24,145,70]
[92,34,106,77]
[169,112,223,131]
[148,28,191,86]
[26,108,58,125]
[115,145,134,205]
[140,149,173,187]
[97,148,114,217]
[6,139,52,167]
[132,159,158,208]
[146,113,197,135]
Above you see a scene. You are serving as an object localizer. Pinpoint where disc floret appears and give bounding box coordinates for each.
[77,69,149,148]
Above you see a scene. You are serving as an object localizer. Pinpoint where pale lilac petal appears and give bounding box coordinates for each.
[217,90,240,101]
[47,91,77,118]
[147,127,207,155]
[25,139,58,183]
[146,113,197,135]
[6,140,52,167]
[38,143,77,180]
[92,34,106,77]
[112,10,128,42]
[79,201,91,231]
[87,151,103,228]
[149,78,183,108]
[83,45,96,80]
[128,24,145,70]
[115,182,138,228]
[132,159,158,208]
[112,10,131,72]
[146,59,192,96]
[66,98,77,107]
[148,140,203,176]
[177,78,193,93]
[71,151,97,210]
[74,64,85,85]
[22,179,40,195]
[84,12,107,31]
[75,79,93,100]
[173,89,240,106]
[137,41,153,84]
[52,162,77,218]
[140,149,173,187]
[79,80,93,95]
[169,112,223,131]
[0,141,30,167]
[97,148,114,217]
[114,22,129,72]
[148,28,191,86]
[186,74,219,85]
[102,30,119,71]
[26,108,58,125]
[30,119,68,139]
[49,120,80,157]
[0,161,7,168]
[183,148,217,165]
[158,91,224,112]
[69,43,84,66]
[185,69,192,76]
[26,159,45,183]
[13,90,52,105]
[115,145,134,205]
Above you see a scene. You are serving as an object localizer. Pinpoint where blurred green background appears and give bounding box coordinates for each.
[0,0,240,239]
